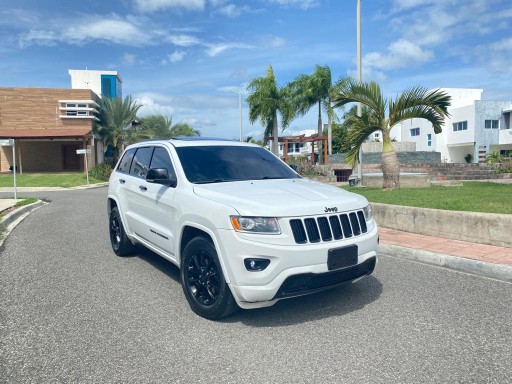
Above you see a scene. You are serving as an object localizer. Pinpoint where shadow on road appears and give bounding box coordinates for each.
[136,246,383,326]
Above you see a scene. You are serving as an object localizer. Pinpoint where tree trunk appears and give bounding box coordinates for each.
[327,101,332,155]
[271,112,279,156]
[317,101,324,164]
[381,130,400,189]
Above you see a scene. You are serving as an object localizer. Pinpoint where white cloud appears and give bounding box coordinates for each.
[216,4,252,17]
[167,34,201,46]
[364,39,434,71]
[264,35,286,49]
[183,118,216,127]
[266,0,319,9]
[136,95,176,118]
[133,0,205,13]
[19,16,152,47]
[391,0,442,11]
[476,37,512,73]
[490,37,512,51]
[64,19,147,45]
[205,42,253,56]
[122,53,137,65]
[19,30,58,47]
[168,50,186,63]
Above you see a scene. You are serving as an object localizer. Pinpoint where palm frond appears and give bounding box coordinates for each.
[332,77,387,120]
[389,87,451,133]
[344,115,381,166]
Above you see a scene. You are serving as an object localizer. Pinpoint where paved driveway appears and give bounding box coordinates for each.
[1,187,511,383]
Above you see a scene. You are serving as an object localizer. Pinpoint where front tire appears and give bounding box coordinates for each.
[109,207,137,256]
[180,236,238,320]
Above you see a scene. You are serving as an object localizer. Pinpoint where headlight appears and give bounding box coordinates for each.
[363,204,372,221]
[230,216,281,234]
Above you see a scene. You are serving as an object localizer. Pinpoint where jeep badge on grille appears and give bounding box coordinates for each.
[324,207,338,213]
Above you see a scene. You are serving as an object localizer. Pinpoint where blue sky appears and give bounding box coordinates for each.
[1,0,511,140]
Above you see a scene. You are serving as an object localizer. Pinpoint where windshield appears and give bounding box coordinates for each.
[175,145,300,184]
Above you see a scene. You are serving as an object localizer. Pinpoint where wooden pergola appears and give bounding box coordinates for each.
[272,134,328,165]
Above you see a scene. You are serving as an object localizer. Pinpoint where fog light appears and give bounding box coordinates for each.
[244,258,270,272]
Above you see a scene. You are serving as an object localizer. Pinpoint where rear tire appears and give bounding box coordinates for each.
[181,236,238,320]
[109,207,137,256]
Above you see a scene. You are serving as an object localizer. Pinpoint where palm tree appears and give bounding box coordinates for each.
[139,115,200,138]
[287,65,335,162]
[246,65,293,155]
[332,104,370,154]
[485,151,502,164]
[169,122,200,137]
[332,78,451,189]
[96,95,142,160]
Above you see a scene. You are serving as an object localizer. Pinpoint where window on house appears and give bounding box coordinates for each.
[375,133,380,138]
[410,128,420,137]
[77,103,87,108]
[66,111,77,116]
[500,150,511,157]
[77,111,88,116]
[453,121,468,131]
[66,103,77,108]
[427,134,432,147]
[484,120,499,129]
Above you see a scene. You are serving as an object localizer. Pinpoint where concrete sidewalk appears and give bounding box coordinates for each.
[379,227,512,282]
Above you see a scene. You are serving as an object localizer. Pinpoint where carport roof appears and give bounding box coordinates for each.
[0,128,91,138]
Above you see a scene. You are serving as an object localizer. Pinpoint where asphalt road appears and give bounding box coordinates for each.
[1,187,511,383]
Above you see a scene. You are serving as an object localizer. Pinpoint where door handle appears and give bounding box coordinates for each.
[139,185,147,191]
[119,179,126,184]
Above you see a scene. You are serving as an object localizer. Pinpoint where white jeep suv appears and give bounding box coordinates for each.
[108,138,379,319]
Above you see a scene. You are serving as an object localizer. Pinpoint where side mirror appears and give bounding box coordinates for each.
[146,168,177,188]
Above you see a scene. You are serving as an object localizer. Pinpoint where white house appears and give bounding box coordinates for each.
[400,89,512,163]
[277,129,317,158]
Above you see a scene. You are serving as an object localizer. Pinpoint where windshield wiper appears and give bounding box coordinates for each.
[194,179,229,184]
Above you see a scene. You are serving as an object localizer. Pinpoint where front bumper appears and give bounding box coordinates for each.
[215,223,379,309]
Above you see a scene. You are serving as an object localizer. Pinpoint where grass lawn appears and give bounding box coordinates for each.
[0,173,107,188]
[344,181,512,214]
[15,197,38,207]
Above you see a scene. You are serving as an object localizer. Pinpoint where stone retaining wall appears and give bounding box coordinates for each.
[372,203,512,247]
[328,151,441,165]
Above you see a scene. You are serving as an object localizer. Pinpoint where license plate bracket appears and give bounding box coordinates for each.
[327,245,358,271]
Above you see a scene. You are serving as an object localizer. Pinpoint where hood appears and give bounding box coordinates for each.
[193,178,368,217]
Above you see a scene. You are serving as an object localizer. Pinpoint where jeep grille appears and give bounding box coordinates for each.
[289,210,368,244]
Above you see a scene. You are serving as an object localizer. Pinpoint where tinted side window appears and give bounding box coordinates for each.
[117,149,136,173]
[149,147,176,177]
[129,147,154,178]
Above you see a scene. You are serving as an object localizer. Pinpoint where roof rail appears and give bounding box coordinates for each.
[171,136,239,141]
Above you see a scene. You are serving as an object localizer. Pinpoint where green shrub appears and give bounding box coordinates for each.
[89,163,114,180]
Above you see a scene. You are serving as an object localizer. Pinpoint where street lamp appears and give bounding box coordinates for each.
[356,0,363,183]
[228,91,243,141]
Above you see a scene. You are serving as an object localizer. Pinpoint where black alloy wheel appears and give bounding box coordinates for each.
[180,236,238,319]
[110,214,122,252]
[185,250,220,306]
[109,207,136,256]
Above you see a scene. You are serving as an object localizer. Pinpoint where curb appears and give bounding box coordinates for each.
[68,182,109,190]
[380,244,512,283]
[0,182,108,193]
[0,200,45,233]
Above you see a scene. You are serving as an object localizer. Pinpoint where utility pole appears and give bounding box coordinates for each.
[356,0,363,184]
[238,92,243,142]
[229,91,243,141]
